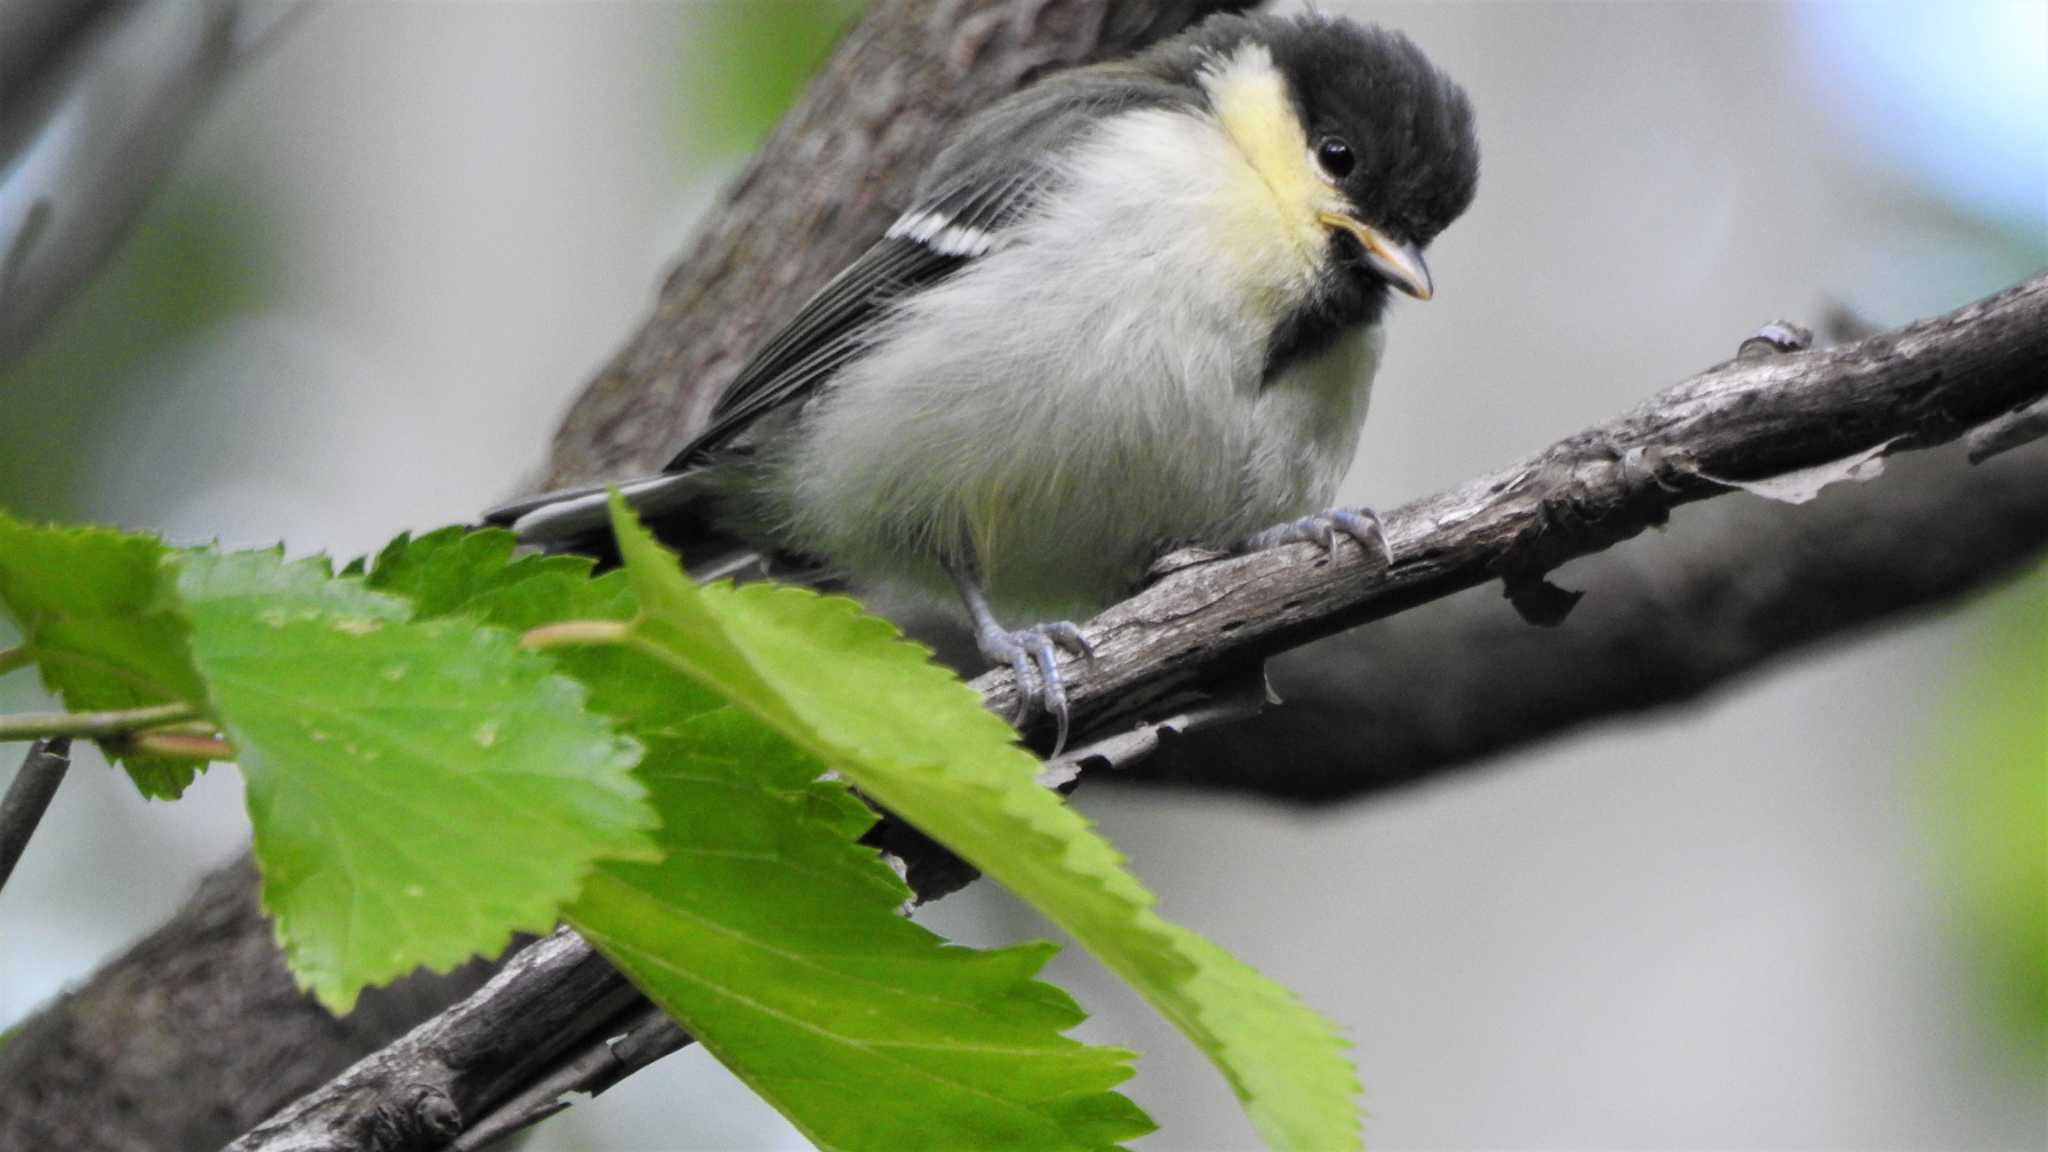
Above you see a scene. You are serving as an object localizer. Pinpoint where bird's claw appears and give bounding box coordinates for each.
[976,621,1093,755]
[1245,507,1394,566]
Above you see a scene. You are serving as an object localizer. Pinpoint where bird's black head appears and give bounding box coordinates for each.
[1156,12,1479,303]
[1149,12,1479,371]
[1265,14,1478,251]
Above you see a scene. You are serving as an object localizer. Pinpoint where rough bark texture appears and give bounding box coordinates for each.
[227,278,2048,1152]
[0,857,492,1152]
[223,929,641,1152]
[1130,437,2048,801]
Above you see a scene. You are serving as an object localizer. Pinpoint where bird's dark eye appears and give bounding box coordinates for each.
[1316,137,1356,179]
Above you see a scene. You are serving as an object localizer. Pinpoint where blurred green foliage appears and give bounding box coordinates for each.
[0,188,268,521]
[672,0,863,158]
[1930,562,2048,1063]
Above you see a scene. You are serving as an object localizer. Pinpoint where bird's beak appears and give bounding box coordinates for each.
[1317,212,1433,301]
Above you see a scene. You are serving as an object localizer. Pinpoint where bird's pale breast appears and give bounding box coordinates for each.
[774,89,1378,619]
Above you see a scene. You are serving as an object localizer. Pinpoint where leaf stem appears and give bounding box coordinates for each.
[520,619,633,652]
[119,732,232,761]
[0,646,29,678]
[0,701,199,742]
[0,738,72,895]
[148,721,227,738]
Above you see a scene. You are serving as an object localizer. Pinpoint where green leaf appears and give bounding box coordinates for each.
[604,497,1360,1151]
[0,511,209,797]
[375,525,1152,1147]
[571,691,1152,1151]
[364,527,596,619]
[173,548,656,1011]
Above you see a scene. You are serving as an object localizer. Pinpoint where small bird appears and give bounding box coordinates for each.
[491,12,1479,749]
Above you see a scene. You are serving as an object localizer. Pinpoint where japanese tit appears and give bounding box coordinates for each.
[490,12,1479,748]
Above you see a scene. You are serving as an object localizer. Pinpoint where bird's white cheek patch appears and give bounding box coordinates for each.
[1199,42,1336,263]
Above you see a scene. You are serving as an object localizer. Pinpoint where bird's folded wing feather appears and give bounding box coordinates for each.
[486,68,1185,543]
[663,68,1184,470]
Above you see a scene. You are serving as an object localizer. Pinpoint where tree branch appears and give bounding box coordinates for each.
[227,277,2048,1151]
[1126,436,2048,802]
[0,856,498,1152]
[225,928,648,1152]
[1968,393,2048,463]
[0,737,72,893]
[974,275,2048,744]
[446,1003,687,1152]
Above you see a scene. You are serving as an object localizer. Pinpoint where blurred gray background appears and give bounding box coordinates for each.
[1,2,2042,1149]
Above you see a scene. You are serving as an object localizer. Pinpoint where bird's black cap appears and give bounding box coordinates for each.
[1151,12,1480,248]
[1141,12,1480,374]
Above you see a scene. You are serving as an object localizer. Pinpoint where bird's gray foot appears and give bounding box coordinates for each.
[944,556,1094,753]
[1242,507,1393,566]
[973,620,1093,754]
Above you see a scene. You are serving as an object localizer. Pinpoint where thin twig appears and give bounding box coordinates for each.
[449,1004,690,1152]
[0,701,198,742]
[1967,395,2048,463]
[0,738,73,893]
[1037,669,1271,790]
[0,646,29,678]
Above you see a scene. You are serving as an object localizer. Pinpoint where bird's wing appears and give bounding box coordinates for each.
[667,234,973,467]
[665,69,1183,469]
[489,197,1025,545]
[488,69,1186,547]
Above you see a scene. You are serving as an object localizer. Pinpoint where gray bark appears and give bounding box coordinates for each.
[1130,436,2048,801]
[224,929,643,1152]
[0,738,71,891]
[0,857,493,1152]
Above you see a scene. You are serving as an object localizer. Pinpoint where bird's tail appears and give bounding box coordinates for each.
[486,468,711,544]
[482,468,765,581]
